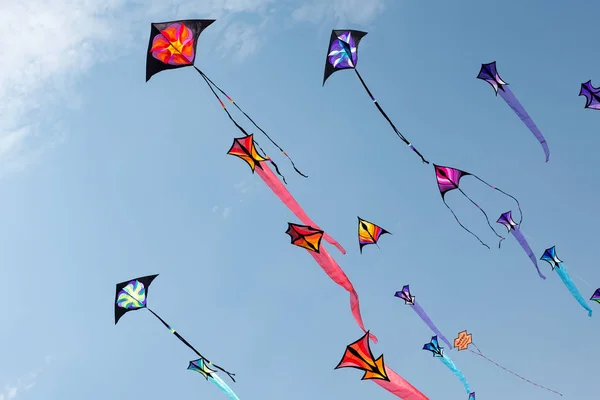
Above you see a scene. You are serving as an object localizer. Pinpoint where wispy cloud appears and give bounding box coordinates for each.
[0,0,277,177]
[291,0,386,26]
[0,356,51,400]
[212,205,233,219]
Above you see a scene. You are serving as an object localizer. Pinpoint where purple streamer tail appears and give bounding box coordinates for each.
[499,87,550,162]
[510,228,546,279]
[412,301,452,349]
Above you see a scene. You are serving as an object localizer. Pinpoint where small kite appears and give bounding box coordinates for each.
[468,393,476,400]
[454,330,563,396]
[188,358,240,400]
[394,285,452,349]
[114,274,237,395]
[423,336,471,395]
[336,331,429,400]
[357,217,390,253]
[579,80,600,110]
[323,30,526,248]
[228,135,345,254]
[497,211,546,279]
[540,246,592,317]
[477,61,550,162]
[146,19,306,181]
[591,289,600,303]
[285,223,372,341]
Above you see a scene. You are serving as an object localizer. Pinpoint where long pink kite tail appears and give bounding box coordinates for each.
[310,247,377,343]
[375,366,430,400]
[256,162,346,254]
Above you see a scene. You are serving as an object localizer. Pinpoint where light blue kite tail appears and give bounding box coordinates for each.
[412,302,453,350]
[440,354,471,394]
[499,86,550,162]
[209,374,241,400]
[555,264,593,317]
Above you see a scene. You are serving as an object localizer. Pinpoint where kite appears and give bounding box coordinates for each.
[114,274,237,389]
[285,223,372,340]
[357,217,390,253]
[146,19,306,182]
[423,336,471,395]
[469,393,476,400]
[477,61,550,162]
[540,246,593,317]
[454,330,563,396]
[497,211,546,279]
[188,358,240,400]
[591,289,600,304]
[579,80,600,110]
[336,331,429,400]
[394,285,452,349]
[228,134,345,254]
[323,30,525,249]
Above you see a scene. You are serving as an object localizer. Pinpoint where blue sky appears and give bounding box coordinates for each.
[0,0,598,399]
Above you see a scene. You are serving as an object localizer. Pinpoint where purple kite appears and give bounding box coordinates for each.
[590,289,600,304]
[394,285,452,350]
[477,62,550,162]
[497,211,546,280]
[322,30,528,249]
[579,80,600,110]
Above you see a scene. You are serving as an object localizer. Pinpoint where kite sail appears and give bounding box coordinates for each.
[336,331,429,400]
[114,274,237,387]
[188,358,240,400]
[394,285,452,349]
[469,393,476,400]
[477,61,550,162]
[285,223,372,340]
[323,30,526,249]
[423,336,471,395]
[357,217,390,253]
[540,246,592,317]
[591,289,600,304]
[323,30,428,164]
[435,165,522,249]
[497,211,546,279]
[146,19,306,181]
[228,134,345,254]
[454,330,563,396]
[579,80,600,110]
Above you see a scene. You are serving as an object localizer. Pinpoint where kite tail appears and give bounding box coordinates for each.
[510,228,546,280]
[411,302,452,349]
[555,264,593,317]
[470,174,523,227]
[195,68,290,184]
[196,67,308,178]
[469,344,563,396]
[440,354,471,394]
[456,187,506,248]
[353,69,429,164]
[146,308,236,382]
[209,374,241,400]
[256,161,346,254]
[309,247,376,343]
[442,199,490,249]
[498,87,550,162]
[375,366,430,400]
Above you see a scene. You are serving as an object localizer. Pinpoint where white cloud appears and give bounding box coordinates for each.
[291,0,386,26]
[222,207,232,218]
[0,0,277,177]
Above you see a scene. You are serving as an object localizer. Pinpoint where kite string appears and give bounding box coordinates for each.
[470,175,523,227]
[353,69,429,164]
[192,66,289,184]
[146,308,236,382]
[442,199,490,249]
[197,69,308,178]
[456,186,506,248]
[469,343,562,396]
